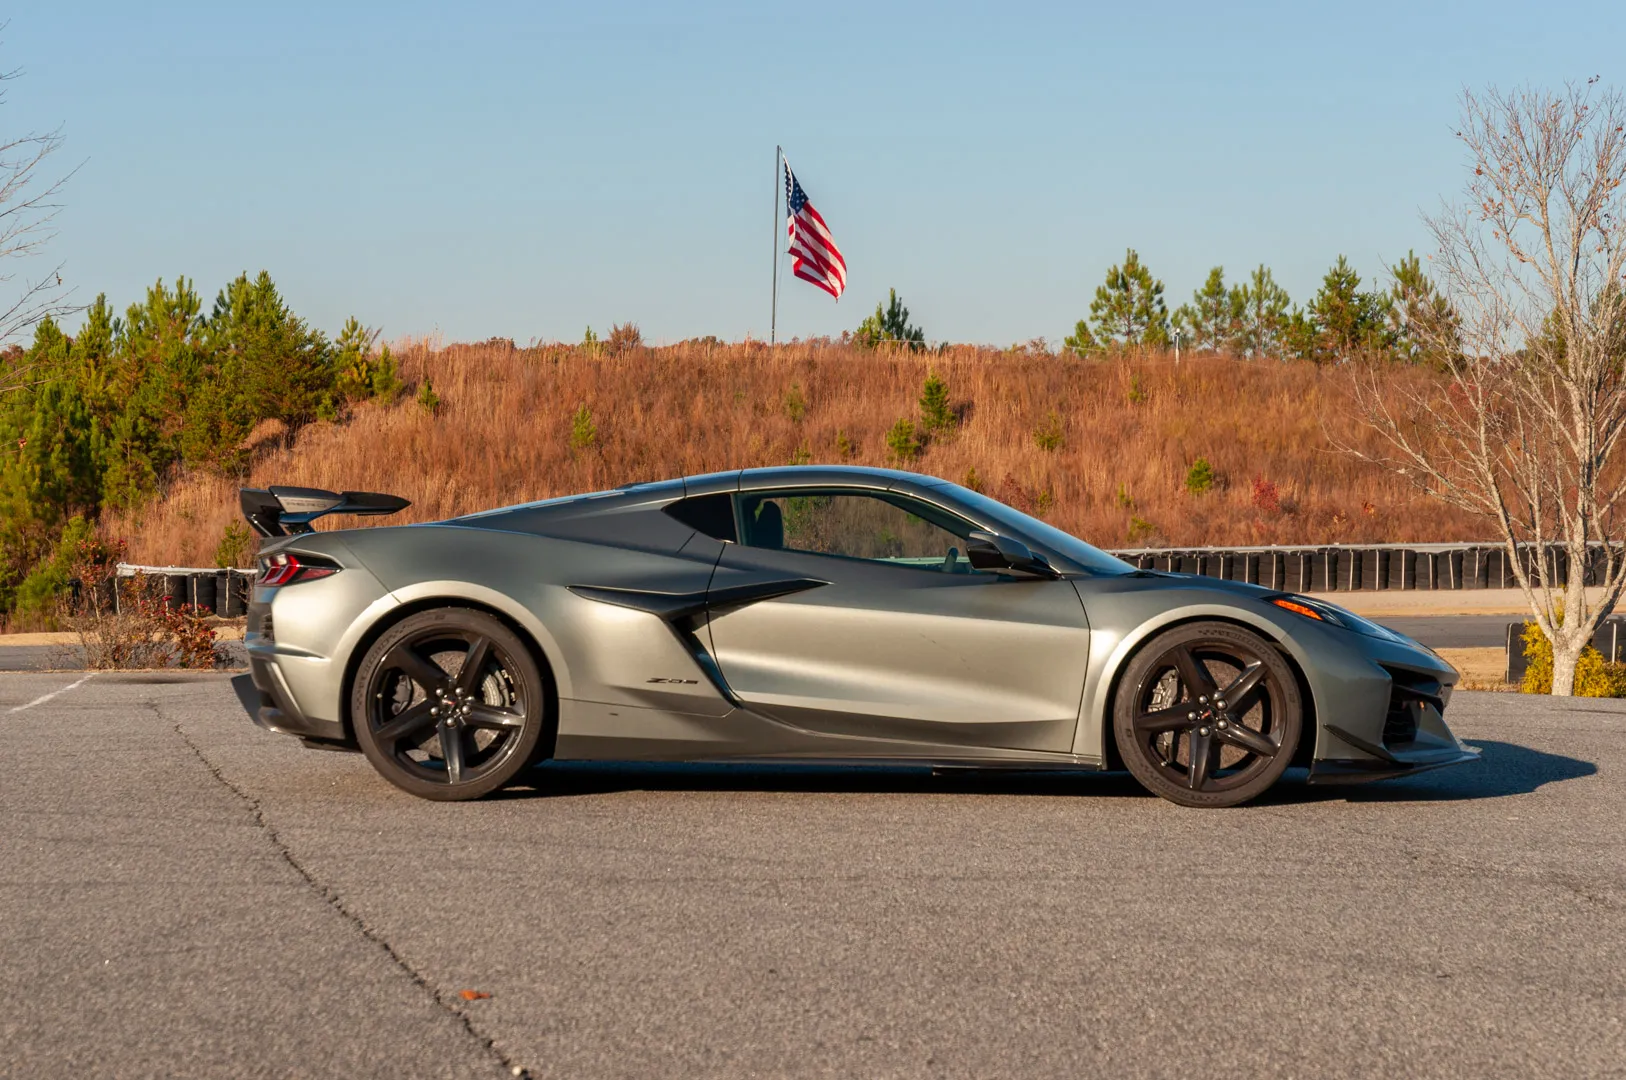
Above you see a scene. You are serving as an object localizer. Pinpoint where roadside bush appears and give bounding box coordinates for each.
[1519,620,1626,696]
[57,536,221,669]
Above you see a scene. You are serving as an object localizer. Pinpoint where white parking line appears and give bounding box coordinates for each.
[7,673,96,714]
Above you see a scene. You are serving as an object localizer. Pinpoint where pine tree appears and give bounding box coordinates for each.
[918,371,954,434]
[1387,251,1459,366]
[1062,319,1099,356]
[1089,249,1169,347]
[1306,256,1393,362]
[855,289,925,348]
[1233,265,1293,358]
[1172,267,1244,352]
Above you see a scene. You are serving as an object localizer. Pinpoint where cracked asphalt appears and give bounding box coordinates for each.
[1,674,1621,1079]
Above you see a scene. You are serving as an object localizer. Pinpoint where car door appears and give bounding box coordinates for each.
[703,486,1090,753]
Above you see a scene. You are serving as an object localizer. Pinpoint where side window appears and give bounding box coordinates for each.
[663,493,738,542]
[738,490,983,573]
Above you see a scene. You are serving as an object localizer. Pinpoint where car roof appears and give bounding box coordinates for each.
[681,465,948,496]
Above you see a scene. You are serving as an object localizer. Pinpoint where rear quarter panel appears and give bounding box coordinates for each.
[336,524,731,716]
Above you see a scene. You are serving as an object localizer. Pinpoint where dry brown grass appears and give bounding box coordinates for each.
[110,340,1492,566]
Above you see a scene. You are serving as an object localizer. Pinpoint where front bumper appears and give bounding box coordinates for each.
[1305,634,1479,784]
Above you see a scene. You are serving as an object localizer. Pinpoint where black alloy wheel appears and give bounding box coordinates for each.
[352,608,550,800]
[1112,621,1302,808]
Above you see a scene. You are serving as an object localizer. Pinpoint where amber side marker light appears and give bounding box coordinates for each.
[1271,598,1324,620]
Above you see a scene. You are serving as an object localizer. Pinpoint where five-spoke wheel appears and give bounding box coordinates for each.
[1112,621,1301,807]
[351,608,551,800]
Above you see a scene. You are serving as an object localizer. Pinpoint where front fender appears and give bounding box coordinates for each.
[1072,598,1324,761]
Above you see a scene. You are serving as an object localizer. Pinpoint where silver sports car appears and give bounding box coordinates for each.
[237,466,1477,807]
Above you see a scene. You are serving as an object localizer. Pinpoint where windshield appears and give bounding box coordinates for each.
[928,482,1136,576]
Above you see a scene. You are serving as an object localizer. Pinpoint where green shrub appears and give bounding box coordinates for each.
[213,520,254,569]
[1033,411,1063,452]
[783,382,807,423]
[1127,373,1148,405]
[1117,483,1134,509]
[919,372,955,434]
[886,417,920,461]
[11,516,97,625]
[416,378,441,415]
[1127,515,1157,544]
[835,430,856,459]
[963,466,983,493]
[570,405,598,452]
[1185,457,1216,495]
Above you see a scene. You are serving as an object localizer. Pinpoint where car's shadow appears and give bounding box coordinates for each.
[494,739,1594,805]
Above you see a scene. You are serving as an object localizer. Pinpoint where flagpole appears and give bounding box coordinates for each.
[770,145,781,346]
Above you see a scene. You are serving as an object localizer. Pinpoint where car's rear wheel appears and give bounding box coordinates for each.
[351,608,550,801]
[1112,621,1301,808]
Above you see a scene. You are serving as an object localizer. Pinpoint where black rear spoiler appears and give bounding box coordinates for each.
[240,487,411,538]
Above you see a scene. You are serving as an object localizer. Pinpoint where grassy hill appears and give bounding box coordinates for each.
[110,339,1486,566]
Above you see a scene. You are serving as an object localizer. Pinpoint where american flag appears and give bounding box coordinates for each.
[784,158,846,299]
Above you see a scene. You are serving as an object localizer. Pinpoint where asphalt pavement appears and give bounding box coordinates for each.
[1,673,1620,1079]
[1381,615,1520,649]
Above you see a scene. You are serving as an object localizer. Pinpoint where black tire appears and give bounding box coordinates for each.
[1112,621,1302,808]
[351,608,551,801]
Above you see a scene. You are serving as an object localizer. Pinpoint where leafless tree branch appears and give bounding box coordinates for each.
[1344,80,1626,694]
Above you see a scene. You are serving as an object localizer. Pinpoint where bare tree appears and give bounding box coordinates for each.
[0,47,75,394]
[1346,80,1626,695]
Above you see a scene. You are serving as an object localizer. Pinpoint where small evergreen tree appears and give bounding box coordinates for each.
[885,416,920,460]
[1233,265,1293,358]
[1172,267,1245,352]
[1032,411,1064,452]
[570,404,598,451]
[855,289,925,348]
[1062,319,1099,356]
[1184,457,1217,495]
[918,371,954,434]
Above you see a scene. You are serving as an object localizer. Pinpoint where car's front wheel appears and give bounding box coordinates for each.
[351,608,551,801]
[1112,621,1302,808]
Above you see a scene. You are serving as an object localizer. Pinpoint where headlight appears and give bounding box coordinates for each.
[1268,594,1406,643]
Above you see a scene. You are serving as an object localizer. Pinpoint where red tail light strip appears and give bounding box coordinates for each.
[260,553,339,587]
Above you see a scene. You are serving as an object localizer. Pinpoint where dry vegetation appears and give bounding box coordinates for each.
[111,339,1490,566]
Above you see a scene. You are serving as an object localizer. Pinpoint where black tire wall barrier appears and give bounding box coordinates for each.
[1112,543,1617,591]
[110,568,254,616]
[112,543,1614,610]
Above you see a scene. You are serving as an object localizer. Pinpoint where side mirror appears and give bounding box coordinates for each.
[966,530,1061,578]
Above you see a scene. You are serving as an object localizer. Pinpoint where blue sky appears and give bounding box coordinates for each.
[9,1,1625,346]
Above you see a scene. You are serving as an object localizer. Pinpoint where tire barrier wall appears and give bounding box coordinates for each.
[113,542,1601,622]
[114,565,255,618]
[1105,543,1607,592]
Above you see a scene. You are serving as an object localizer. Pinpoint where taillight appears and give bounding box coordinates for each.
[259,553,339,587]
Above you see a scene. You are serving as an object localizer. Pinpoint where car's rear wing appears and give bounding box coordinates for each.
[240,486,411,537]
